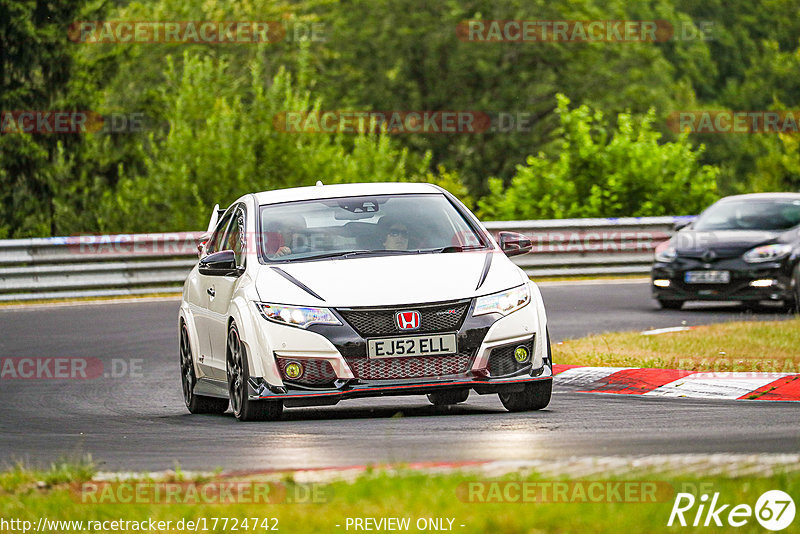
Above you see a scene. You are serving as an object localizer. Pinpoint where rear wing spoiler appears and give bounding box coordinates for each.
[205,204,227,232]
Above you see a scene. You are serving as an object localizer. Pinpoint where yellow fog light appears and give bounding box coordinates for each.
[514,346,530,363]
[653,279,671,288]
[284,361,304,379]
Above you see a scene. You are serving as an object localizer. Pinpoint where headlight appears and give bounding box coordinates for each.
[473,285,530,317]
[255,302,342,329]
[654,244,677,263]
[742,244,792,263]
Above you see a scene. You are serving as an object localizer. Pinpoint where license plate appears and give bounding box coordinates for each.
[685,270,730,284]
[367,334,457,359]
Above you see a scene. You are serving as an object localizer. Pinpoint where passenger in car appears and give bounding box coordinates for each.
[264,216,308,257]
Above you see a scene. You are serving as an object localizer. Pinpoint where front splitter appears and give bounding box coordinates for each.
[250,371,553,407]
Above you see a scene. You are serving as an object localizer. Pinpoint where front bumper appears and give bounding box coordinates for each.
[248,372,553,407]
[246,293,550,405]
[652,257,794,302]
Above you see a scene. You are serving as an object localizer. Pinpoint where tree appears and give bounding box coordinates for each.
[0,0,107,237]
[95,51,444,233]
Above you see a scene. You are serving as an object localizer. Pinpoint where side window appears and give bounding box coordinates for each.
[222,208,246,267]
[205,210,234,255]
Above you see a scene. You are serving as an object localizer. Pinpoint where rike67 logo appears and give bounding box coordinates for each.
[668,490,795,530]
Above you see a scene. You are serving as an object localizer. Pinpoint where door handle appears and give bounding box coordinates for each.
[207,287,215,298]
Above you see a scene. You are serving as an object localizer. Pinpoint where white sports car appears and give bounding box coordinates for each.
[179,182,552,421]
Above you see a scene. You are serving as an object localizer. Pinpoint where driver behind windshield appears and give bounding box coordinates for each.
[379,217,410,251]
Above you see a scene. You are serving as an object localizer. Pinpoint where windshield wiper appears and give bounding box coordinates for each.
[295,249,412,261]
[424,245,487,253]
[291,250,370,261]
[343,249,414,257]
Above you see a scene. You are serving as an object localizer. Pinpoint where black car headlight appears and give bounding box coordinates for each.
[742,244,792,263]
[654,245,677,263]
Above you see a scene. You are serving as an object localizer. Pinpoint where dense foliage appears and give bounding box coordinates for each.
[2,0,799,236]
[477,95,719,220]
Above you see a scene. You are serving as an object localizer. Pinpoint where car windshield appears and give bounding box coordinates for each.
[693,199,800,231]
[258,193,488,262]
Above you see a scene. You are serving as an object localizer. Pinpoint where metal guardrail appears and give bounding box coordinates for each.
[0,233,204,302]
[0,217,691,301]
[483,215,692,277]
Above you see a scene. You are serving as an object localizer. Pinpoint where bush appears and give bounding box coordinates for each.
[477,94,719,220]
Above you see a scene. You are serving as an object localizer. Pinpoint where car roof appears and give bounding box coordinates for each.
[716,192,800,203]
[250,182,443,205]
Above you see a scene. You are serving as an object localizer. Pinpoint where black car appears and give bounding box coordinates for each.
[652,193,800,311]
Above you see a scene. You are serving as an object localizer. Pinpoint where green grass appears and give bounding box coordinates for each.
[0,459,95,493]
[554,318,800,372]
[1,463,797,533]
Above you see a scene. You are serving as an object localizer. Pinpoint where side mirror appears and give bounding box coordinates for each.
[198,250,241,277]
[498,231,533,257]
[673,220,693,232]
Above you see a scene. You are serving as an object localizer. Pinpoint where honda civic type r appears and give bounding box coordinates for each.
[179,182,552,421]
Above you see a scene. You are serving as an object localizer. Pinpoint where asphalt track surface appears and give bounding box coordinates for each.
[1,280,797,471]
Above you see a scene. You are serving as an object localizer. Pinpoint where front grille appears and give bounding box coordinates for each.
[678,247,748,260]
[344,349,476,380]
[276,357,337,386]
[336,300,471,337]
[488,338,534,377]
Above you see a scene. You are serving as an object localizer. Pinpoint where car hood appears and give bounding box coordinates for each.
[672,230,782,258]
[253,251,527,307]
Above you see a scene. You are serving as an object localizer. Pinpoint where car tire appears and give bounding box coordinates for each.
[180,323,228,415]
[227,321,283,422]
[427,389,469,406]
[791,264,800,314]
[743,301,767,312]
[499,379,552,412]
[657,299,684,310]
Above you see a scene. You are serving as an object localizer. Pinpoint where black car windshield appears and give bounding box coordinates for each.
[258,193,488,262]
[693,199,800,231]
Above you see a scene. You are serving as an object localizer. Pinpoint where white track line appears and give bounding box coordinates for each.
[640,326,693,336]
[554,366,632,386]
[645,372,790,399]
